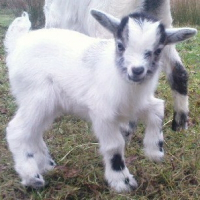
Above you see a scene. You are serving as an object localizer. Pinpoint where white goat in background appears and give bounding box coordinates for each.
[5,10,196,192]
[44,0,193,132]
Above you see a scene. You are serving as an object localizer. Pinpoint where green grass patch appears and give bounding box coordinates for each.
[0,9,14,27]
[0,9,200,200]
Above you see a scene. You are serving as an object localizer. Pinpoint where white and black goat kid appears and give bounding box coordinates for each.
[44,0,195,132]
[5,11,196,192]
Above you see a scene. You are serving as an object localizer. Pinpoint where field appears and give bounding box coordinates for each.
[0,7,200,200]
[171,0,200,25]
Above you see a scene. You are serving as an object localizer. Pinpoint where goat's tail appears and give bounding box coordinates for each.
[4,12,31,53]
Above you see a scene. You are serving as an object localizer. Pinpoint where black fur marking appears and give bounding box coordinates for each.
[119,12,159,51]
[143,0,165,13]
[172,112,188,131]
[147,44,163,77]
[129,12,158,25]
[158,24,166,44]
[144,50,152,59]
[111,154,125,171]
[129,121,137,130]
[153,24,166,52]
[27,153,34,158]
[49,160,55,166]
[120,128,131,137]
[170,62,188,95]
[124,178,130,185]
[35,174,40,179]
[158,141,164,152]
[117,16,129,40]
[124,131,130,137]
[116,56,127,74]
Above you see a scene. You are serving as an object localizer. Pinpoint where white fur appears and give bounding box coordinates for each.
[44,0,195,132]
[44,0,172,36]
[5,11,196,192]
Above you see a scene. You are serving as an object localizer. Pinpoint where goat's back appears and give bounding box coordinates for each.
[44,0,173,38]
[6,28,118,103]
[7,28,97,71]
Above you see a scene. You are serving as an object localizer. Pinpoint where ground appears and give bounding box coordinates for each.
[0,9,200,200]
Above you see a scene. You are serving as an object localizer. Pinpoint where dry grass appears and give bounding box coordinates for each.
[171,0,200,25]
[0,8,200,200]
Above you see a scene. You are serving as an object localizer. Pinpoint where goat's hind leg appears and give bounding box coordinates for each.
[162,45,189,131]
[6,104,56,188]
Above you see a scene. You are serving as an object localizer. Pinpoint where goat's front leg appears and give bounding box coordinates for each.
[162,45,189,131]
[92,117,138,192]
[141,98,165,162]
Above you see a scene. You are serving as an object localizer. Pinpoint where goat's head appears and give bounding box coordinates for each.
[91,10,197,83]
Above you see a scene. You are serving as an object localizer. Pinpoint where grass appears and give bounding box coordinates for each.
[0,9,200,200]
[171,0,200,25]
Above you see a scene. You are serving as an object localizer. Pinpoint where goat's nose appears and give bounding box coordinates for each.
[132,67,144,75]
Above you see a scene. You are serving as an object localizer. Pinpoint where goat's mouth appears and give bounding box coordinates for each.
[128,74,145,83]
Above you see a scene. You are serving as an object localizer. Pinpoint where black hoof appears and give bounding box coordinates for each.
[172,112,188,131]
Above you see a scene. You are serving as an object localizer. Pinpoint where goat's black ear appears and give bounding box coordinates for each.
[165,28,197,45]
[91,9,120,34]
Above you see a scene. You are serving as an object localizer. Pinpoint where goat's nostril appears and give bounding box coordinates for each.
[132,67,144,75]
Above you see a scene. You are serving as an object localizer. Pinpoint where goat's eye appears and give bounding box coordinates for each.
[154,48,162,56]
[144,51,152,58]
[117,43,125,52]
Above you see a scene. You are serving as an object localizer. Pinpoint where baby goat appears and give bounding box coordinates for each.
[44,0,193,132]
[5,11,196,192]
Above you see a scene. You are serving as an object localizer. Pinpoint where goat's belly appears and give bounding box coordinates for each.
[63,101,90,121]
